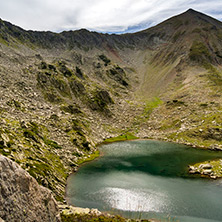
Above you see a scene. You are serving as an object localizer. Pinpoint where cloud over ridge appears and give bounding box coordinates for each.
[0,0,222,33]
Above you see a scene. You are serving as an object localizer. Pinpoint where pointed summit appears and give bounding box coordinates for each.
[180,8,222,26]
[148,8,222,32]
[185,8,199,13]
[182,8,211,18]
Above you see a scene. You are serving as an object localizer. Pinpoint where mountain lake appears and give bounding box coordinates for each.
[66,140,222,222]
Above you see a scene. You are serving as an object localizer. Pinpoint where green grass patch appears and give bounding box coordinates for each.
[143,97,163,118]
[23,129,39,142]
[160,119,181,130]
[76,150,100,165]
[104,133,138,143]
[128,97,163,133]
[204,63,222,87]
[28,162,51,178]
[192,159,222,178]
[0,36,9,46]
[43,138,62,149]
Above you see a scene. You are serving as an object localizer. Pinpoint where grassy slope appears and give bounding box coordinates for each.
[146,64,222,143]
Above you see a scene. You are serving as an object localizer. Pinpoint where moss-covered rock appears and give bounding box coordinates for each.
[107,66,128,86]
[98,54,111,66]
[69,79,85,96]
[51,77,71,98]
[88,90,113,113]
[75,66,85,79]
[60,105,82,115]
[58,62,73,77]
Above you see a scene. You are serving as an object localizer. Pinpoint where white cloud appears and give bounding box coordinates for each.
[0,0,222,33]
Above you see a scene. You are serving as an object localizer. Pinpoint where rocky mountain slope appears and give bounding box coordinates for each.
[137,9,222,148]
[0,8,222,216]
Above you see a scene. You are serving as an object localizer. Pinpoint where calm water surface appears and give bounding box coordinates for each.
[66,140,222,222]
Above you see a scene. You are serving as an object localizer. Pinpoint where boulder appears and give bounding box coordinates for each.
[202,169,212,175]
[0,155,60,222]
[188,165,198,174]
[90,208,102,216]
[199,163,212,169]
[210,175,217,179]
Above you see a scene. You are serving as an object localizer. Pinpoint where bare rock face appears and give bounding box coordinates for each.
[0,155,60,222]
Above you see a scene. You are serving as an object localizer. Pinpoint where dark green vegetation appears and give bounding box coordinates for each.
[204,63,222,87]
[0,8,222,207]
[99,55,111,66]
[189,41,212,63]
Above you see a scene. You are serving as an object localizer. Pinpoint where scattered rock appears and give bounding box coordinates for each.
[199,163,212,169]
[59,205,97,215]
[2,148,10,153]
[90,208,102,216]
[202,169,212,175]
[189,165,198,174]
[210,175,217,179]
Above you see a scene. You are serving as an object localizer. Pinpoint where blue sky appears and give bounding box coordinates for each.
[0,0,222,33]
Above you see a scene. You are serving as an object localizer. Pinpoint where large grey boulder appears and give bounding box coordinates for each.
[0,155,60,222]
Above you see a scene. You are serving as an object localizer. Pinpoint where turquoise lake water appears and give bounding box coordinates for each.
[66,140,222,222]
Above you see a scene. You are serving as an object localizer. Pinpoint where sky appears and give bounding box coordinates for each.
[0,0,222,34]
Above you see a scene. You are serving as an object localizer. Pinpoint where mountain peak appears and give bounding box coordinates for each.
[185,8,199,13]
[181,8,222,26]
[182,8,209,17]
[154,8,222,30]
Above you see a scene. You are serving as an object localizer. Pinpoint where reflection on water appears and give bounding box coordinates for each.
[66,140,222,222]
[100,187,168,212]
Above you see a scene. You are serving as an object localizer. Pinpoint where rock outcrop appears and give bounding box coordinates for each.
[0,155,60,222]
[188,160,222,179]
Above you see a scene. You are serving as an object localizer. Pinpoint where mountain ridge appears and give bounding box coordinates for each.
[1,8,222,50]
[1,8,222,34]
